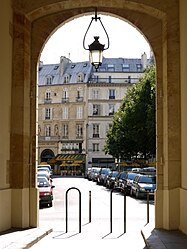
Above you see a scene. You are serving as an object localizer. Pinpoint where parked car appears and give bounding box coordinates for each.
[114,171,128,190]
[141,167,156,175]
[87,167,101,181]
[84,168,92,179]
[37,167,51,177]
[37,172,53,184]
[97,168,111,185]
[131,174,156,199]
[106,171,120,189]
[37,176,55,207]
[122,172,139,195]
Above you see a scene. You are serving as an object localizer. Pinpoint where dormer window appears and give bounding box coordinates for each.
[107,64,115,71]
[83,63,87,67]
[54,65,59,70]
[77,73,84,83]
[64,74,70,83]
[136,64,142,71]
[46,75,53,85]
[122,64,130,72]
[71,64,75,69]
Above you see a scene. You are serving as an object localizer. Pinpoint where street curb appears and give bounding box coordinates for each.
[3,228,53,249]
[24,228,53,249]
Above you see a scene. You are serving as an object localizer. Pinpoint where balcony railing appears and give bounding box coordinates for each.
[88,77,139,84]
[62,97,69,103]
[44,98,52,103]
[38,136,60,142]
[93,134,99,138]
[76,97,83,102]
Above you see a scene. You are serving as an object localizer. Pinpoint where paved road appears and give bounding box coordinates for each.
[31,176,154,248]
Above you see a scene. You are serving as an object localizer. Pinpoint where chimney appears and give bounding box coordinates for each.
[59,56,71,76]
[141,52,147,69]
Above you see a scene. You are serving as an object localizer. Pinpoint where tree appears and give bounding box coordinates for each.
[104,65,156,160]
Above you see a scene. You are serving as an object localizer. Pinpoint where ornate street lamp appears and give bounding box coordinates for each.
[83,8,110,71]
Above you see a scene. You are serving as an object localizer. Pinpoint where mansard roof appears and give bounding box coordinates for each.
[38,56,150,86]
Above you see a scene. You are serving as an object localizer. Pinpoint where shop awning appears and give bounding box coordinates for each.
[48,154,85,165]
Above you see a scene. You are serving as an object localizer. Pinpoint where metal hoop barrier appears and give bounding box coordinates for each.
[89,190,91,223]
[146,192,154,225]
[110,187,126,234]
[65,187,82,233]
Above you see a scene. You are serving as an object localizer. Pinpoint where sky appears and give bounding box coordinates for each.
[40,15,151,64]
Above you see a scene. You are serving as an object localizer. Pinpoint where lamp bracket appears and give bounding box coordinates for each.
[83,8,110,51]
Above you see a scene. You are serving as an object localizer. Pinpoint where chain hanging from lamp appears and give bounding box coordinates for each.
[83,8,110,71]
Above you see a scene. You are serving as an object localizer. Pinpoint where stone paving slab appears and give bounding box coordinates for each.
[0,227,52,249]
[141,223,187,249]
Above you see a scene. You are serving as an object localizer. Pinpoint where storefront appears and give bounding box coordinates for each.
[48,154,86,176]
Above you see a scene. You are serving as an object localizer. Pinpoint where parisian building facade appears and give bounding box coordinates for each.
[38,52,150,174]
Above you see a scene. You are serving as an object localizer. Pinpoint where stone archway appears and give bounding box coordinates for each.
[11,0,180,231]
[40,149,55,163]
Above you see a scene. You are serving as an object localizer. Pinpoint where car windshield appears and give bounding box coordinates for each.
[127,173,138,180]
[111,171,119,177]
[101,168,110,174]
[37,178,50,187]
[139,176,156,184]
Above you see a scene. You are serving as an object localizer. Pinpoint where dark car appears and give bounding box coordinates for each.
[114,171,128,190]
[122,172,139,195]
[131,174,156,199]
[97,168,111,185]
[106,171,120,189]
[37,176,55,207]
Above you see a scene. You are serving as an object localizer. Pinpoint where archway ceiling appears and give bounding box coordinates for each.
[12,0,168,21]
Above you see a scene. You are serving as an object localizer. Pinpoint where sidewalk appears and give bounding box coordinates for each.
[1,224,187,249]
[141,222,187,249]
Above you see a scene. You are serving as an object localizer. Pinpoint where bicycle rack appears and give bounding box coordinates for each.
[65,187,82,233]
[65,187,92,233]
[110,187,126,234]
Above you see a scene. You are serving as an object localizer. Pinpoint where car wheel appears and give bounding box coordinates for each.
[135,191,139,199]
[49,202,53,207]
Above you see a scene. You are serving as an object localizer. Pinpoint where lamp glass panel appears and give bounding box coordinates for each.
[89,50,103,65]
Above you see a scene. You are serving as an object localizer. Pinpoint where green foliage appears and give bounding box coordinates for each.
[104,65,156,160]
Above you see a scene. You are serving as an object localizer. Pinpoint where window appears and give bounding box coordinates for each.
[77,73,84,82]
[45,125,51,137]
[109,104,115,115]
[109,89,115,99]
[93,104,101,115]
[63,89,68,99]
[76,89,83,101]
[107,64,115,71]
[93,143,99,152]
[45,108,51,120]
[62,124,68,138]
[128,76,131,83]
[136,64,142,71]
[62,89,69,102]
[122,64,130,72]
[46,75,53,85]
[71,64,75,68]
[76,124,83,138]
[64,74,70,83]
[62,107,68,119]
[93,89,99,99]
[93,124,99,138]
[54,65,59,70]
[45,90,51,100]
[76,106,83,119]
